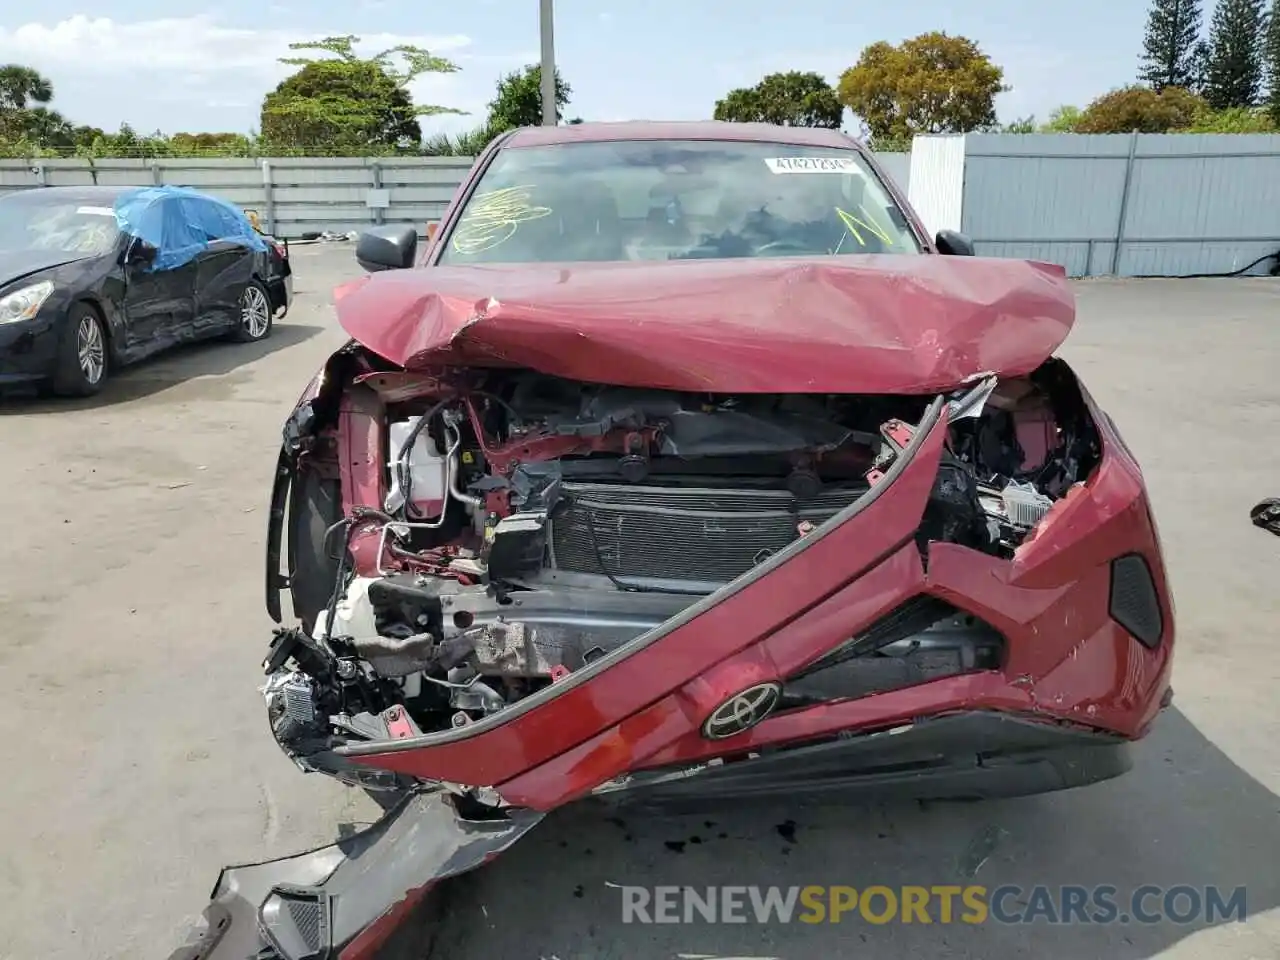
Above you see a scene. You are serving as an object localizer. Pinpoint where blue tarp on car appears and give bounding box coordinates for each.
[113,185,267,272]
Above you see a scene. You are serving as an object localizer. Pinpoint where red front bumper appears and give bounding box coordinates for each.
[337,388,1175,810]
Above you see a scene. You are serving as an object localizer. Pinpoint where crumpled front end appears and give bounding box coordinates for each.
[184,334,1172,956]
[259,336,1172,783]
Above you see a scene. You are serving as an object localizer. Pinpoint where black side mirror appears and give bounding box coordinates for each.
[935,230,975,256]
[356,225,419,272]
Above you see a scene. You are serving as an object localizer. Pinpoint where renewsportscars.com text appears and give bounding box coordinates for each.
[618,884,1247,925]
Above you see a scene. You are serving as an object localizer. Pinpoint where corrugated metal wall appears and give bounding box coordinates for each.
[263,157,476,237]
[904,135,966,238]
[958,133,1280,277]
[873,152,911,194]
[0,157,268,201]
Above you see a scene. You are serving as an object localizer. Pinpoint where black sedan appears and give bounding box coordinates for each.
[0,185,291,397]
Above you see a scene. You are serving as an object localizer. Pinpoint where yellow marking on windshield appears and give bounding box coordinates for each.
[835,205,895,248]
[451,186,553,254]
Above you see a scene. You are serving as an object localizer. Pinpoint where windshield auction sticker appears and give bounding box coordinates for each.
[765,157,859,174]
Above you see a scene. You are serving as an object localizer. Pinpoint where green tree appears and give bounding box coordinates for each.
[1265,0,1280,124]
[1075,84,1206,132]
[0,66,126,157]
[1189,39,1213,91]
[1140,0,1207,90]
[422,67,572,158]
[169,132,256,156]
[18,106,73,145]
[1001,115,1038,133]
[1041,104,1084,131]
[0,64,53,110]
[261,35,462,153]
[713,71,844,127]
[83,123,178,158]
[485,64,571,131]
[0,64,54,147]
[66,125,105,153]
[1204,0,1267,108]
[1182,104,1276,128]
[837,32,1007,142]
[421,126,499,157]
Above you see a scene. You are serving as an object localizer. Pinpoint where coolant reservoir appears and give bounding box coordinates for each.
[313,576,380,642]
[387,418,448,519]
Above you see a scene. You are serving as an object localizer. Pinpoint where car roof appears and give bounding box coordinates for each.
[0,184,133,204]
[501,120,867,152]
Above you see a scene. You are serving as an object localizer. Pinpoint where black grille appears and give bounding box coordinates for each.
[550,481,863,584]
[1109,554,1163,648]
[285,896,322,951]
[784,597,1005,702]
[260,889,325,960]
[789,596,960,681]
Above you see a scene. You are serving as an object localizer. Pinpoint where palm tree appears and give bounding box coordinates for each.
[21,107,74,145]
[0,64,54,111]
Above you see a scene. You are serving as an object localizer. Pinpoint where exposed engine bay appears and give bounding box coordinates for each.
[264,349,1100,788]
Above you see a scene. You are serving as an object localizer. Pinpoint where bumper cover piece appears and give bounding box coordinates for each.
[601,712,1132,809]
[166,791,542,960]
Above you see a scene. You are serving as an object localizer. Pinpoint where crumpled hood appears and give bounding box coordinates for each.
[334,255,1075,393]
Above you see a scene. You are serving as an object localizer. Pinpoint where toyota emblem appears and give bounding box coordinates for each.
[701,682,783,740]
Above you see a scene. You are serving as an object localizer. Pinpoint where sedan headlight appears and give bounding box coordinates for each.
[0,281,55,323]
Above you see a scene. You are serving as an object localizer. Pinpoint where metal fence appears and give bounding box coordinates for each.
[947,133,1280,277]
[0,156,476,239]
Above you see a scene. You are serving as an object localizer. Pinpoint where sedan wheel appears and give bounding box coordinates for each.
[233,280,273,343]
[52,305,109,397]
[77,315,106,386]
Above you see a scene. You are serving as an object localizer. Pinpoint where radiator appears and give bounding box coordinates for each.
[549,481,864,584]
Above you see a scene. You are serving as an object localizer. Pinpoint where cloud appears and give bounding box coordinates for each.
[0,15,520,134]
[0,15,469,77]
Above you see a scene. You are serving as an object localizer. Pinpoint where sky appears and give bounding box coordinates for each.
[0,1,1153,138]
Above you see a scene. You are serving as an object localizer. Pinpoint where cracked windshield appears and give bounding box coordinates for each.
[439,139,921,263]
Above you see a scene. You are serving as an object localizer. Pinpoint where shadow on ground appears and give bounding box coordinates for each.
[376,708,1279,960]
[0,322,325,413]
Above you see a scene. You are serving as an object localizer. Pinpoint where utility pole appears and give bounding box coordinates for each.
[539,0,557,126]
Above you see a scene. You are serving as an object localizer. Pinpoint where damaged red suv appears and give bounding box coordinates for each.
[170,123,1174,960]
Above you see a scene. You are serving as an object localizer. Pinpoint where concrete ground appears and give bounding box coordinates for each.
[0,245,1276,960]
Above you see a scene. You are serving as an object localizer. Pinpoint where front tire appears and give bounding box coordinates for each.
[52,304,109,397]
[231,279,273,343]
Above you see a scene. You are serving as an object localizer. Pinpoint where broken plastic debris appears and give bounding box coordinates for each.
[946,375,998,421]
[1001,480,1053,528]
